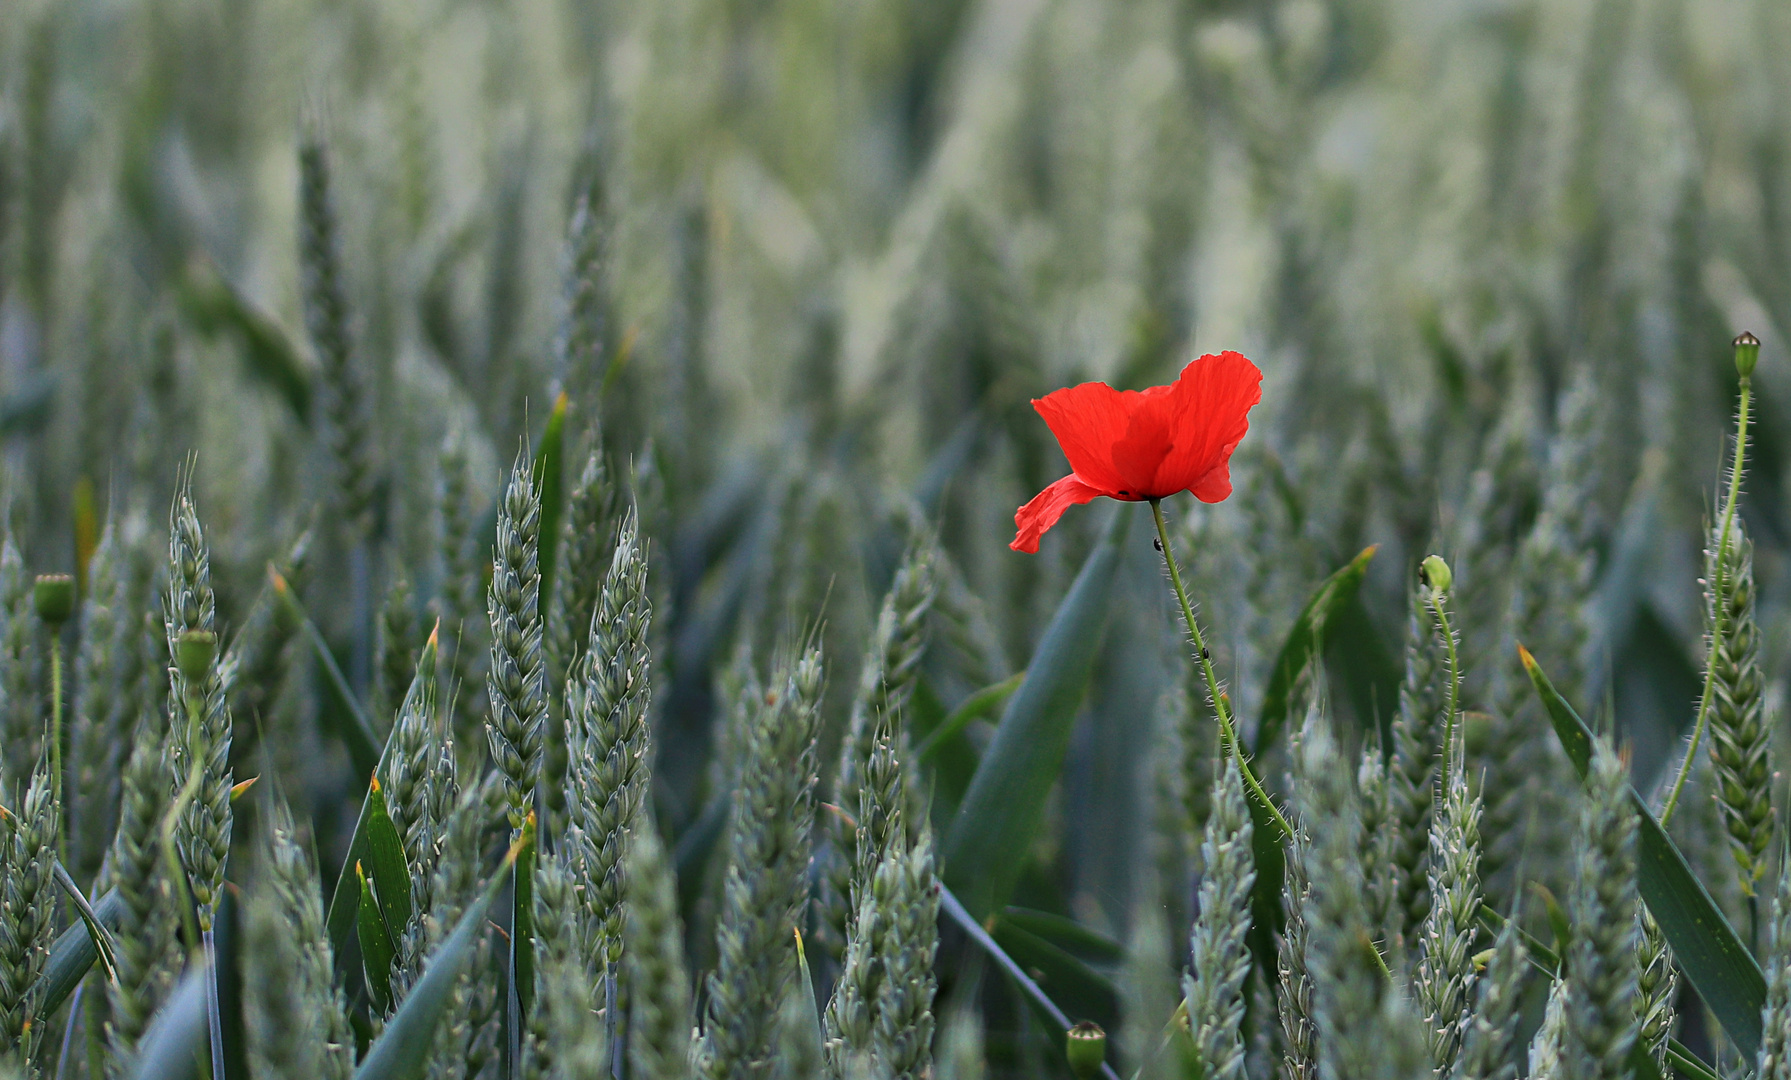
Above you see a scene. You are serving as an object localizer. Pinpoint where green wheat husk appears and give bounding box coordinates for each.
[1565,739,1641,1079]
[623,821,694,1080]
[0,765,57,1070]
[164,491,232,932]
[69,521,126,883]
[436,429,487,756]
[1761,861,1791,1080]
[1454,918,1527,1080]
[543,447,620,840]
[1293,720,1429,1080]
[245,799,354,1080]
[1634,909,1677,1068]
[487,447,547,830]
[374,572,423,724]
[298,129,377,537]
[567,510,653,962]
[1703,518,1772,896]
[1413,747,1483,1073]
[103,733,176,1075]
[698,647,824,1080]
[0,538,40,795]
[1185,755,1256,1080]
[383,633,445,988]
[1277,826,1316,1080]
[1530,978,1571,1080]
[822,540,936,960]
[1386,579,1449,954]
[1356,739,1396,954]
[524,851,582,1080]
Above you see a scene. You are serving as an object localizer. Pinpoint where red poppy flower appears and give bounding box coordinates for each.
[1010,351,1263,553]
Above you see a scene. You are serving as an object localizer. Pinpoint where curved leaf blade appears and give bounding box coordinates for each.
[1521,645,1765,1060]
[353,831,527,1080]
[1252,545,1377,759]
[942,506,1131,919]
[36,888,123,1019]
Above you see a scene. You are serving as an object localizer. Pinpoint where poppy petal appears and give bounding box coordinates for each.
[1031,384,1131,496]
[1149,351,1262,496]
[1190,461,1234,503]
[1010,474,1106,553]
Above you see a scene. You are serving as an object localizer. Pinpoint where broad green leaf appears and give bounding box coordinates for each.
[989,920,1118,1031]
[364,779,414,938]
[1238,547,1375,979]
[36,888,123,1018]
[176,256,312,423]
[511,814,538,1019]
[997,908,1122,967]
[129,963,209,1080]
[792,928,825,1055]
[322,633,436,981]
[272,568,381,776]
[532,390,569,612]
[1521,645,1766,1060]
[353,831,527,1080]
[943,505,1131,919]
[53,861,119,986]
[1251,545,1377,759]
[914,671,1025,761]
[356,862,397,1015]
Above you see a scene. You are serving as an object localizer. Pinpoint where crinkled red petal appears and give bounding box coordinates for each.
[1010,474,1106,553]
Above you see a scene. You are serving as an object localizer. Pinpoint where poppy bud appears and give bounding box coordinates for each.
[32,574,74,627]
[1735,331,1761,379]
[176,629,217,683]
[1066,1021,1106,1079]
[1419,555,1452,595]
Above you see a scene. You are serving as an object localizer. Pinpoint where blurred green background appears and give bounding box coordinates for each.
[1,0,1787,1028]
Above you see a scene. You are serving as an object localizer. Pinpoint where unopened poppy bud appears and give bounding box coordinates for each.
[1419,555,1452,595]
[1066,1021,1106,1079]
[32,574,74,627]
[176,629,217,683]
[1735,331,1761,379]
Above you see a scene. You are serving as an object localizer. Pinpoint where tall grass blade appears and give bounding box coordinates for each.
[1521,645,1765,1059]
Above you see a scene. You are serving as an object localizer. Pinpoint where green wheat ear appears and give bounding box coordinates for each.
[1704,519,1772,896]
[1185,755,1255,1080]
[486,446,547,831]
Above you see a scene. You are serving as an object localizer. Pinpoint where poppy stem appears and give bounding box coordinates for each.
[1661,375,1752,827]
[1149,498,1294,841]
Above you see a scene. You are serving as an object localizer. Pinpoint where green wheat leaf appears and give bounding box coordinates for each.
[1521,645,1766,1060]
[942,504,1130,919]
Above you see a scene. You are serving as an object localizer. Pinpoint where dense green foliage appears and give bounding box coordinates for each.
[5,0,1791,1077]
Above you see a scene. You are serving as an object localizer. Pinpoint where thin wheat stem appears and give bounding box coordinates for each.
[1150,498,1292,841]
[1662,377,1751,827]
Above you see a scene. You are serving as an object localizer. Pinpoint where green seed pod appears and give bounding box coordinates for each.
[176,629,218,684]
[1735,331,1761,379]
[1066,1021,1106,1079]
[1419,555,1452,595]
[32,573,73,627]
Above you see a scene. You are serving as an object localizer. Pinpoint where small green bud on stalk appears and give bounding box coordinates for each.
[1735,331,1761,379]
[1066,1021,1107,1079]
[32,574,74,627]
[176,629,218,684]
[1419,555,1452,595]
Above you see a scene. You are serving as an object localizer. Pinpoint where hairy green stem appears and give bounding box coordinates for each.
[1662,377,1751,827]
[1150,499,1292,841]
[1428,593,1460,779]
[50,636,62,816]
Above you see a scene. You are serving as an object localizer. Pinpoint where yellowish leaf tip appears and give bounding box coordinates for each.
[370,775,381,794]
[230,776,259,801]
[1516,643,1536,671]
